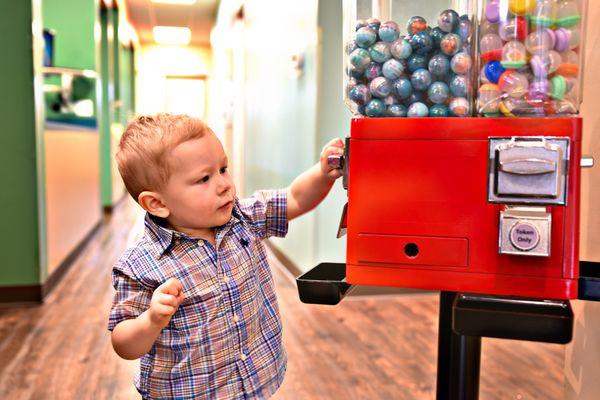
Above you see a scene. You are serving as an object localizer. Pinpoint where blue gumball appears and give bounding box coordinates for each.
[346,77,359,96]
[369,76,392,98]
[378,21,400,43]
[364,62,382,81]
[404,90,425,105]
[411,68,432,91]
[428,54,450,78]
[357,104,366,116]
[386,104,407,117]
[428,82,450,104]
[407,53,428,72]
[349,84,371,105]
[393,78,413,100]
[484,61,505,84]
[365,99,386,117]
[349,48,371,69]
[355,20,368,31]
[347,64,366,80]
[407,102,429,117]
[430,104,450,117]
[430,27,445,48]
[438,9,460,33]
[440,33,462,56]
[356,27,378,48]
[382,59,405,81]
[390,38,412,60]
[457,15,472,43]
[369,42,391,63]
[409,31,434,55]
[449,74,468,97]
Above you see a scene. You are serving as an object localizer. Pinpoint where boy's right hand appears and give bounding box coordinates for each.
[148,278,185,328]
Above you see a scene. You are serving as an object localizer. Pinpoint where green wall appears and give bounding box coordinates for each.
[0,1,44,285]
[42,0,96,70]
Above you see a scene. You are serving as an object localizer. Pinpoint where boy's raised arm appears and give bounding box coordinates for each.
[286,138,344,221]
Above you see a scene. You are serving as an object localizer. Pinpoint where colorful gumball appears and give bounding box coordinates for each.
[499,16,528,42]
[457,16,472,43]
[480,33,503,62]
[556,50,579,76]
[379,21,400,42]
[407,53,428,72]
[508,0,535,16]
[382,58,405,80]
[364,62,383,81]
[356,27,378,48]
[365,98,386,117]
[405,91,425,105]
[390,38,412,59]
[478,83,501,115]
[366,18,381,31]
[501,41,527,69]
[386,104,407,117]
[347,64,366,80]
[430,27,446,48]
[484,61,505,83]
[349,48,371,69]
[428,54,451,77]
[449,74,468,97]
[350,84,371,105]
[393,78,413,99]
[550,75,567,100]
[430,104,450,117]
[532,0,557,27]
[485,0,500,23]
[410,31,434,55]
[370,42,392,63]
[449,97,470,116]
[411,68,432,91]
[428,82,451,104]
[355,20,368,31]
[498,70,529,98]
[407,16,428,35]
[525,29,556,55]
[407,102,429,117]
[451,52,472,74]
[346,77,359,96]
[370,76,393,98]
[438,9,460,33]
[440,33,462,56]
[556,0,581,28]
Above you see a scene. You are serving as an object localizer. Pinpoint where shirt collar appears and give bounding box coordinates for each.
[144,198,244,258]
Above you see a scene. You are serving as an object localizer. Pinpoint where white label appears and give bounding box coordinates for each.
[510,222,540,251]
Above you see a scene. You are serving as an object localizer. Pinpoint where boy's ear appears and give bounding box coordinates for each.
[138,191,170,218]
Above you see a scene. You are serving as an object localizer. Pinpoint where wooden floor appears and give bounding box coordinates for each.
[0,198,566,399]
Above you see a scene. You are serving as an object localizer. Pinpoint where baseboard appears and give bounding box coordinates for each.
[264,240,427,297]
[0,220,103,305]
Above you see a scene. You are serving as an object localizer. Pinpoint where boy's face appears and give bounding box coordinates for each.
[159,131,236,236]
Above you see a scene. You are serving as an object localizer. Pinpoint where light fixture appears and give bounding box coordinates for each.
[152,26,192,45]
[150,0,196,4]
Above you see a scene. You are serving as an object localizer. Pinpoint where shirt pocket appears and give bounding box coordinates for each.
[169,271,223,332]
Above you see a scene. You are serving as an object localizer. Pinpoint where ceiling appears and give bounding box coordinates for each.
[125,0,219,47]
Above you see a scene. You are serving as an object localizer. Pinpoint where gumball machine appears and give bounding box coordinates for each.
[298,0,595,397]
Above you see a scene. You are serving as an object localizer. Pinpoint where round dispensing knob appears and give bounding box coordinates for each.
[328,154,345,170]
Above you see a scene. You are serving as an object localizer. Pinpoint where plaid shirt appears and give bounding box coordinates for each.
[108,189,288,399]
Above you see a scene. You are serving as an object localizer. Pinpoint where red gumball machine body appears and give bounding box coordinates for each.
[344,117,582,300]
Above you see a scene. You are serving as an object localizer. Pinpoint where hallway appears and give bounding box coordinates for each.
[0,198,565,399]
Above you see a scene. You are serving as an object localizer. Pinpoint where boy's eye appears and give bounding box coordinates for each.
[198,176,209,183]
[220,166,228,174]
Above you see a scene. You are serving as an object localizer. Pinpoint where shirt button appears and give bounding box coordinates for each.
[233,315,240,323]
[197,240,204,247]
[223,276,230,283]
[240,353,247,361]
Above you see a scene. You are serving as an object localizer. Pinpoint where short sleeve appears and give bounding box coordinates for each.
[107,265,152,331]
[238,189,288,239]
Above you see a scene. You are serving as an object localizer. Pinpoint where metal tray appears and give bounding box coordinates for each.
[296,263,354,305]
[453,293,573,344]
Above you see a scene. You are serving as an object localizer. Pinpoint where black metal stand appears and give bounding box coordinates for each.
[436,292,481,400]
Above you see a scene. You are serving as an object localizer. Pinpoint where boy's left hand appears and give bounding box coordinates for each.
[320,138,345,181]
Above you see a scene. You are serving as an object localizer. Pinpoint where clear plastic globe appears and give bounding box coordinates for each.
[533,0,557,26]
[556,0,581,28]
[498,70,529,98]
[525,30,555,55]
[501,41,527,69]
[480,33,503,62]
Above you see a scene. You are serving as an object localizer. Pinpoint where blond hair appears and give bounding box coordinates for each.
[116,113,208,201]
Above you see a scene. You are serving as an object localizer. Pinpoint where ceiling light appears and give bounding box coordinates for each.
[152,26,192,45]
[150,0,197,4]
